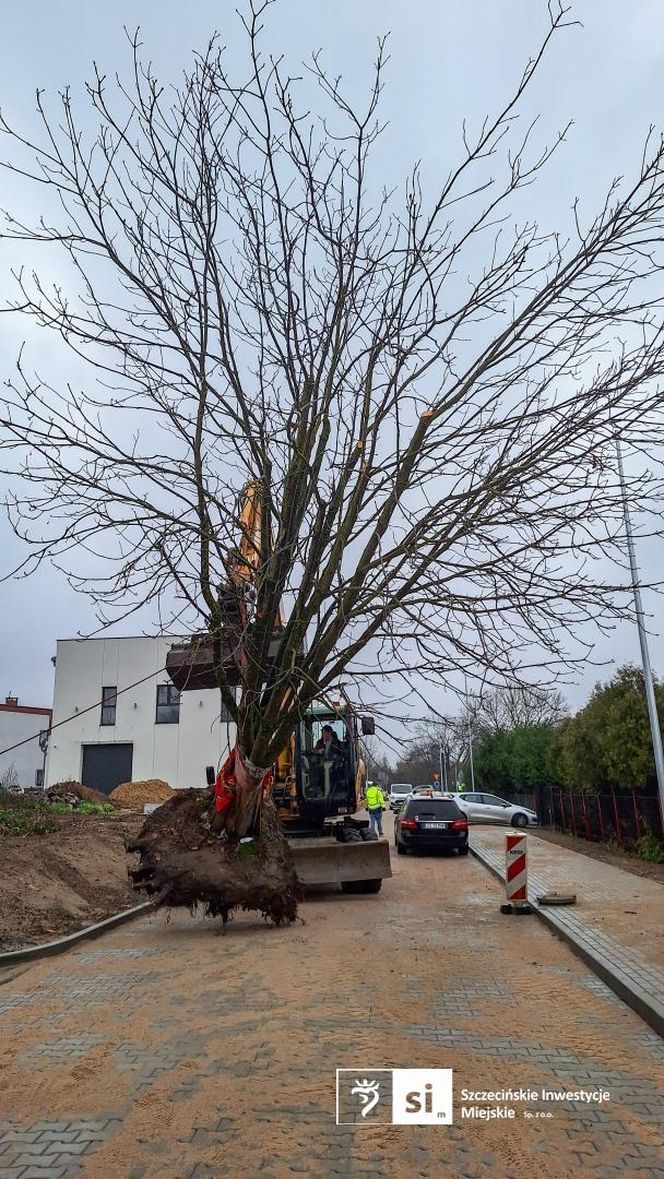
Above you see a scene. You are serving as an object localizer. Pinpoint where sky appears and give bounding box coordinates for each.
[1,0,663,734]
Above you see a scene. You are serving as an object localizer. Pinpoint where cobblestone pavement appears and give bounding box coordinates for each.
[0,816,662,1178]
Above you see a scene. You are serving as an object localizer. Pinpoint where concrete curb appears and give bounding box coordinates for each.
[0,902,154,969]
[470,842,664,1040]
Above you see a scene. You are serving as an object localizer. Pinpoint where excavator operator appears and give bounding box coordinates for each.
[305,724,347,802]
[315,724,344,756]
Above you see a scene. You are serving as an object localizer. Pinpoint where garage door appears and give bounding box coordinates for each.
[81,744,133,795]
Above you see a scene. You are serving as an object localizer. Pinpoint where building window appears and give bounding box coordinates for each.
[35,768,44,789]
[156,684,180,724]
[100,686,117,727]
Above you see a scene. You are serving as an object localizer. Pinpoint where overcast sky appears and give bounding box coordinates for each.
[1,0,663,731]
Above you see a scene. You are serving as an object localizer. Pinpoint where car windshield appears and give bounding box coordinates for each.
[405,799,461,818]
[391,785,411,794]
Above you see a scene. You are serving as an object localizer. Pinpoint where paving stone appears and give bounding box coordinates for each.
[471,835,664,1033]
[13,1160,58,1171]
[20,1170,70,1179]
[5,1147,46,1159]
[33,1136,79,1146]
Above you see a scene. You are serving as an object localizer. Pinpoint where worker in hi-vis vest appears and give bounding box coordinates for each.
[365,782,386,836]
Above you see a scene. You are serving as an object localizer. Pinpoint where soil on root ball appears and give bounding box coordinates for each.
[127,791,299,926]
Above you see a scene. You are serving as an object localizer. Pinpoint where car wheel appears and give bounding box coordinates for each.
[511,813,528,827]
[458,845,469,856]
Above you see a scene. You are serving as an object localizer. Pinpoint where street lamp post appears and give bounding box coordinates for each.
[616,439,664,828]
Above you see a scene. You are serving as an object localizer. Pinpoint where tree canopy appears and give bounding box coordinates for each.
[553,665,664,793]
[2,2,664,770]
[471,723,561,794]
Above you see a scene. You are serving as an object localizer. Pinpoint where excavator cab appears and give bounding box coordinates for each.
[292,711,353,824]
[296,712,356,824]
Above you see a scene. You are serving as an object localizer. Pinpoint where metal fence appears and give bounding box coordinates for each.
[508,786,663,848]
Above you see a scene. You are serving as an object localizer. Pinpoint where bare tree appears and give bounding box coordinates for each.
[398,716,471,789]
[0,763,20,793]
[469,684,567,735]
[2,1,664,827]
[361,736,395,788]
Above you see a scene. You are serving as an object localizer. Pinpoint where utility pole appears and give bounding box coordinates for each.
[468,717,476,791]
[438,729,446,791]
[465,679,476,791]
[616,439,664,828]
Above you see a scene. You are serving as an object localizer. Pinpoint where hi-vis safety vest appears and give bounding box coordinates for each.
[366,785,384,809]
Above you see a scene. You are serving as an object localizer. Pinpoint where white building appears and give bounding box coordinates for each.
[45,636,235,794]
[0,696,51,788]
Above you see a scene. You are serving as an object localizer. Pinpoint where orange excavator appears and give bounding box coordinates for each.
[166,484,392,894]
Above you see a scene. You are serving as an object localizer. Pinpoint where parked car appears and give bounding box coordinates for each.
[411,787,455,800]
[455,792,538,827]
[388,783,414,811]
[395,796,469,855]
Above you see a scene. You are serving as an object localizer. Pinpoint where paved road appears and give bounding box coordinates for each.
[0,817,663,1178]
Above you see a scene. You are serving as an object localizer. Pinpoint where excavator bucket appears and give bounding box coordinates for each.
[288,837,392,888]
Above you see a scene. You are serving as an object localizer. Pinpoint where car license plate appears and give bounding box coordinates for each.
[422,821,446,829]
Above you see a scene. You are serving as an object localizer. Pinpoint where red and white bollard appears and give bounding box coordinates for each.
[501,832,532,914]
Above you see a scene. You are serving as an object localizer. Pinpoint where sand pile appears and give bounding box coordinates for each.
[49,780,111,805]
[109,779,174,807]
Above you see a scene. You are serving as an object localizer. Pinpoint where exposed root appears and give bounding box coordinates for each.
[127,792,299,926]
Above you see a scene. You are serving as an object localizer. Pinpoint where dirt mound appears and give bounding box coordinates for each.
[109,779,174,807]
[128,792,299,925]
[49,780,110,805]
[0,812,144,951]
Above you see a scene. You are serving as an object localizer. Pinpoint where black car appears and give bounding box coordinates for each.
[395,797,469,856]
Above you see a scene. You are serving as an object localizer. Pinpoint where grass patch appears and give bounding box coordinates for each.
[50,801,116,816]
[0,790,59,838]
[635,825,664,864]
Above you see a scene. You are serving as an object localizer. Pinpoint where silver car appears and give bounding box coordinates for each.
[455,791,538,827]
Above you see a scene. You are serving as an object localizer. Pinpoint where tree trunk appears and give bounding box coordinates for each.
[213,745,272,839]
